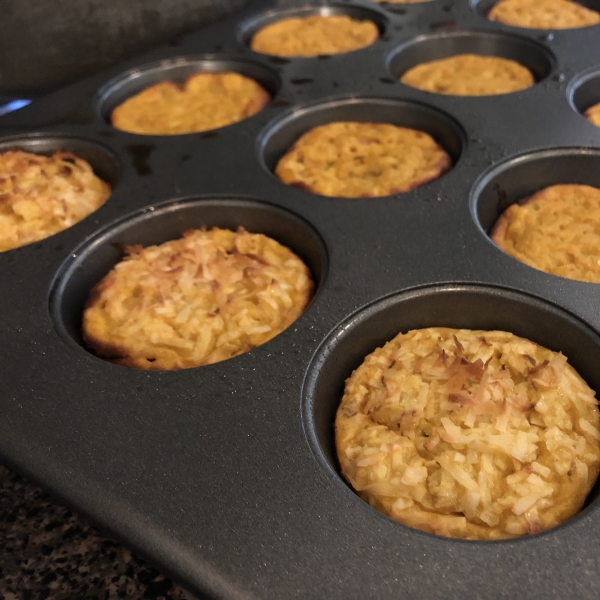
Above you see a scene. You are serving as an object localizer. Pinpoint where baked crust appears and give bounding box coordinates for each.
[250,15,378,57]
[491,184,600,283]
[274,122,451,198]
[584,101,600,127]
[111,72,270,135]
[336,327,600,540]
[83,227,314,370]
[0,150,111,252]
[400,54,535,96]
[488,0,600,29]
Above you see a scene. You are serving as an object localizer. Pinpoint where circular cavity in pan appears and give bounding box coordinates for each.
[95,56,281,128]
[471,0,600,27]
[568,65,600,125]
[49,197,326,357]
[387,31,554,87]
[0,134,119,188]
[302,284,600,526]
[257,96,464,186]
[471,147,600,237]
[238,4,388,52]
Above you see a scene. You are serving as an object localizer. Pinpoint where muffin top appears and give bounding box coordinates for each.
[336,327,600,540]
[491,184,600,283]
[488,0,600,29]
[111,72,270,135]
[83,227,314,370]
[0,150,111,252]
[584,101,600,127]
[250,15,379,57]
[400,54,535,96]
[275,122,451,198]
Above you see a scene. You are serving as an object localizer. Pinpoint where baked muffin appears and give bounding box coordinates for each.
[111,72,270,135]
[400,54,535,96]
[491,184,600,283]
[374,0,431,3]
[274,122,451,198]
[83,227,313,370]
[0,150,111,252]
[249,15,379,57]
[488,0,600,29]
[336,327,600,540]
[584,101,600,127]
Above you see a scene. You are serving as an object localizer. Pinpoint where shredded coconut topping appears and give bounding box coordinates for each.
[83,227,313,369]
[335,328,600,540]
[0,150,111,251]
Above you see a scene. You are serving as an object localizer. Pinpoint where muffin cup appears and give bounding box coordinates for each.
[50,196,326,353]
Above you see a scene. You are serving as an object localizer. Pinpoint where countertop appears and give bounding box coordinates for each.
[0,463,198,599]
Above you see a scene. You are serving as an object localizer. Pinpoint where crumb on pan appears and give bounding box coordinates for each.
[584,102,600,127]
[83,227,314,370]
[488,0,600,29]
[250,15,379,57]
[400,54,535,96]
[111,72,270,135]
[335,327,600,540]
[274,122,451,198]
[0,150,111,252]
[491,184,600,283]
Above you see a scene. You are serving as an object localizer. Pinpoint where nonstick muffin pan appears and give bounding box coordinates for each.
[3,0,600,598]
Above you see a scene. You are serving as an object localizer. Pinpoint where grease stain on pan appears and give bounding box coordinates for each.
[124,143,154,176]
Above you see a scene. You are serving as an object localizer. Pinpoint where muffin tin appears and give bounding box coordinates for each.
[3,0,600,598]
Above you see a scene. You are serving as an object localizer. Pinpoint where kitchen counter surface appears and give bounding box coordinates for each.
[0,463,198,600]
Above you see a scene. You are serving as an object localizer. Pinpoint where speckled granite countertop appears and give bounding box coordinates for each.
[0,464,199,599]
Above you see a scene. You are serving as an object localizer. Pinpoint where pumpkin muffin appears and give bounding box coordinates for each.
[274,122,451,197]
[400,54,535,96]
[83,227,313,370]
[111,72,270,135]
[336,327,600,539]
[488,0,600,29]
[250,15,379,57]
[0,150,111,252]
[491,184,600,283]
[584,101,600,127]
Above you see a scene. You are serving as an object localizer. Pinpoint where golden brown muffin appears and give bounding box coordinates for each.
[584,101,600,127]
[274,122,451,198]
[83,227,314,370]
[249,15,379,57]
[0,150,111,252]
[488,0,600,29]
[491,184,600,283]
[111,72,270,135]
[400,54,535,96]
[336,327,600,540]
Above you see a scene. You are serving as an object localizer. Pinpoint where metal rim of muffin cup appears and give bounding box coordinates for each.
[49,196,327,365]
[237,3,389,56]
[301,282,600,540]
[0,133,120,252]
[470,0,600,29]
[567,64,600,125]
[387,30,556,93]
[256,95,465,197]
[470,146,600,281]
[94,55,282,135]
[374,0,438,14]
